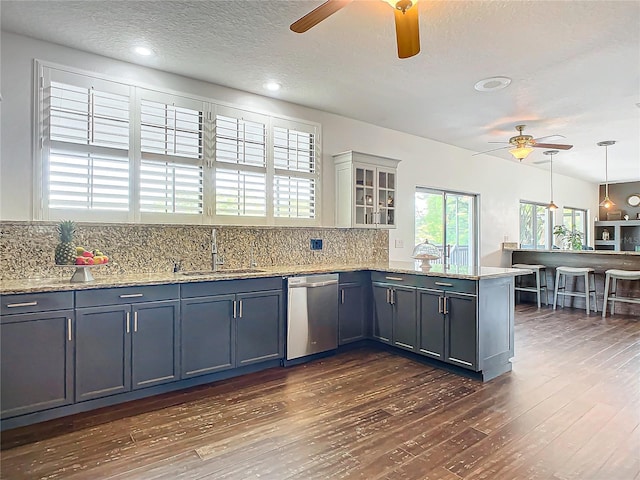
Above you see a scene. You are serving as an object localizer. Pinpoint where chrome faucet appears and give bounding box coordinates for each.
[211,228,224,271]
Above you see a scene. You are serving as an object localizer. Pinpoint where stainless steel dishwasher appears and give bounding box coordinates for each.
[286,273,339,361]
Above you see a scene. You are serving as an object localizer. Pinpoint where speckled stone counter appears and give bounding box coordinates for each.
[0,262,528,294]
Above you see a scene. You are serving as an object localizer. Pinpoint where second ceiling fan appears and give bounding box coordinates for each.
[475,125,573,161]
[290,0,421,59]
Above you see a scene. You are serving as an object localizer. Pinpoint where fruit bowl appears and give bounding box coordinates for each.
[57,262,108,283]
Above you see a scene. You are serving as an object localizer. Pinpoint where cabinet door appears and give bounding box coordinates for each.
[236,290,283,366]
[181,295,235,378]
[354,165,377,227]
[372,283,393,344]
[392,286,417,351]
[376,167,396,228]
[131,301,180,390]
[338,283,366,344]
[76,305,131,401]
[417,289,445,360]
[445,293,478,370]
[1,311,74,418]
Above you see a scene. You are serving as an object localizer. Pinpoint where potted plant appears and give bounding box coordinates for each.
[553,225,583,250]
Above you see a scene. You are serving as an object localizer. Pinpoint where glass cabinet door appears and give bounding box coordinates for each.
[377,169,396,227]
[355,166,376,226]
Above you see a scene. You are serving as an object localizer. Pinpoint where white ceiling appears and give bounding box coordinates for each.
[2,0,639,183]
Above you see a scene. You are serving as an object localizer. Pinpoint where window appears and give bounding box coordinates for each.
[563,207,587,245]
[36,62,321,225]
[519,201,551,249]
[43,72,131,221]
[272,122,317,219]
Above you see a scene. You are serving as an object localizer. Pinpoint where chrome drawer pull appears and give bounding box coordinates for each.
[119,293,144,298]
[385,276,404,281]
[434,282,453,287]
[6,301,38,308]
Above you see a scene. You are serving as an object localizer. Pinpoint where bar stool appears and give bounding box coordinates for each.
[553,266,597,314]
[512,264,548,308]
[602,269,640,318]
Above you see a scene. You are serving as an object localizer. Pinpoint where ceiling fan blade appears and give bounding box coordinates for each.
[394,4,420,59]
[290,0,353,33]
[533,134,566,143]
[533,143,573,150]
[472,145,510,156]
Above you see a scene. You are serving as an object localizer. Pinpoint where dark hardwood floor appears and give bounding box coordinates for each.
[2,305,639,480]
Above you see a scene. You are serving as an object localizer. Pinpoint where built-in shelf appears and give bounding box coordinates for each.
[594,220,640,252]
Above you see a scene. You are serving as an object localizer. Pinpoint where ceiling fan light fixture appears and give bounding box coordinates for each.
[509,146,534,160]
[384,0,415,12]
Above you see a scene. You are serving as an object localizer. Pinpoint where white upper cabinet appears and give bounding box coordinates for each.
[334,151,401,229]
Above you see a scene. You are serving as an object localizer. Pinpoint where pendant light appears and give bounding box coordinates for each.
[598,140,616,209]
[544,150,559,210]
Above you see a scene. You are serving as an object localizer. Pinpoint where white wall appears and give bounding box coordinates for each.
[1,32,600,267]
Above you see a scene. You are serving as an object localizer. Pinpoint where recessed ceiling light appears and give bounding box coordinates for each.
[474,76,512,92]
[134,46,154,57]
[263,82,281,92]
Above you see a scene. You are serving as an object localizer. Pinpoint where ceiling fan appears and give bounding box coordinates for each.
[474,125,573,161]
[290,0,421,59]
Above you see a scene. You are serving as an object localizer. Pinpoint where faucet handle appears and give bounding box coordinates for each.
[173,260,182,273]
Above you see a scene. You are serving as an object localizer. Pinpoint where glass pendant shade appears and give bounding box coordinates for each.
[548,201,558,210]
[510,146,534,160]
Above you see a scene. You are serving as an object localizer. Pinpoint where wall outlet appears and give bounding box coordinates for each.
[310,239,323,250]
[394,239,404,248]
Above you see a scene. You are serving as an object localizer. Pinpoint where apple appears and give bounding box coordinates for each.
[82,251,94,258]
[75,256,87,265]
[85,257,95,265]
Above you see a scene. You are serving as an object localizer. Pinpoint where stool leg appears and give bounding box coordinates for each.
[590,273,597,313]
[584,272,590,314]
[611,278,617,316]
[603,274,610,318]
[553,270,560,310]
[542,269,549,306]
[536,270,541,309]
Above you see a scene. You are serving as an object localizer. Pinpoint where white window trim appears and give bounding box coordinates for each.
[33,59,322,226]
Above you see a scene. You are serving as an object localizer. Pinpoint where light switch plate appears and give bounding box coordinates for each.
[394,239,404,248]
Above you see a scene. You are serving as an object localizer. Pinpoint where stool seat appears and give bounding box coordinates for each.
[512,264,545,270]
[604,269,640,280]
[602,269,640,317]
[554,266,597,314]
[512,264,548,308]
[556,266,595,275]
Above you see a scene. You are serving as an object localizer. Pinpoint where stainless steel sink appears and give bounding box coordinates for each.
[179,268,265,276]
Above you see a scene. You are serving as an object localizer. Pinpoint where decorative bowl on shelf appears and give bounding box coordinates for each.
[412,239,441,271]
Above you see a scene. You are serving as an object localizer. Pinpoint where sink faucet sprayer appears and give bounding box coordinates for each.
[212,228,224,271]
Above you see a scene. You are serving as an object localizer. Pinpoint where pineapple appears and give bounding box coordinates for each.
[55,220,77,265]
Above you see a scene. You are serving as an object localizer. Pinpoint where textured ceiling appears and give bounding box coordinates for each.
[2,0,639,183]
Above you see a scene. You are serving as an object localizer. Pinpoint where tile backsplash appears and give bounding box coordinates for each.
[0,222,389,280]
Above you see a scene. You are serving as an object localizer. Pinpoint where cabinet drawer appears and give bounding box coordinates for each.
[181,277,283,298]
[417,277,477,295]
[370,271,418,286]
[76,284,180,308]
[1,291,74,316]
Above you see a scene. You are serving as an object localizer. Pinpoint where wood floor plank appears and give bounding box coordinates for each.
[1,305,638,480]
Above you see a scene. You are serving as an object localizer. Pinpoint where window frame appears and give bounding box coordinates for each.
[33,60,322,226]
[562,206,588,246]
[519,200,552,250]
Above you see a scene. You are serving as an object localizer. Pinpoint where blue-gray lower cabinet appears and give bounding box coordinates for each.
[75,300,180,402]
[236,290,283,366]
[445,293,478,369]
[372,281,417,351]
[0,310,74,418]
[338,272,369,345]
[180,295,235,378]
[417,289,445,360]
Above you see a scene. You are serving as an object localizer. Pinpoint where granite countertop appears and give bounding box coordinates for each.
[506,248,640,255]
[0,262,528,294]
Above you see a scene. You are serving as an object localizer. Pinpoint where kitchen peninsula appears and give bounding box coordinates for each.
[1,262,526,430]
[509,249,640,315]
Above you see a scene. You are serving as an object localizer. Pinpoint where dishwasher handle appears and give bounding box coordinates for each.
[288,279,339,289]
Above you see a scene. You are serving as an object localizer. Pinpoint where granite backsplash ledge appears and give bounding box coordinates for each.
[0,222,389,280]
